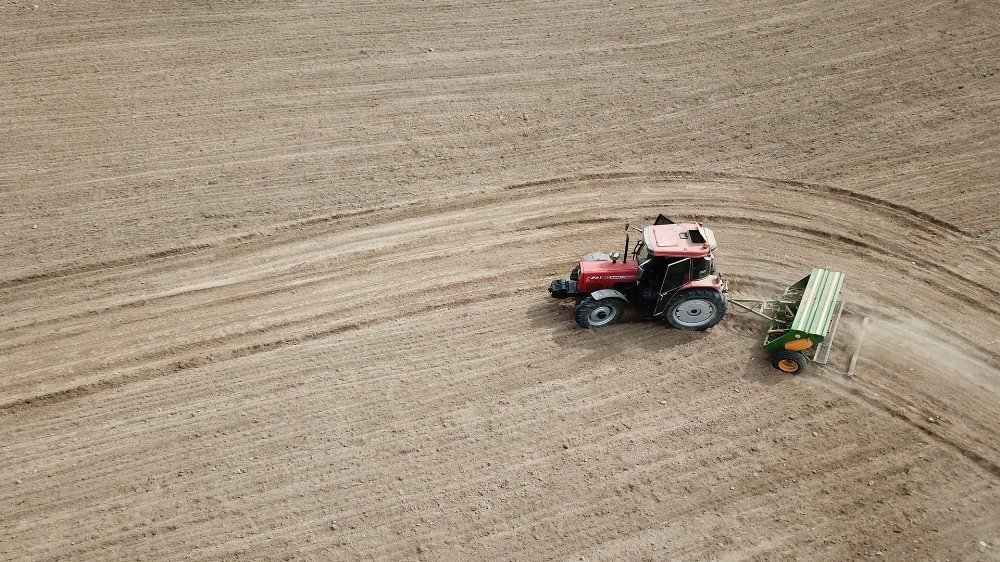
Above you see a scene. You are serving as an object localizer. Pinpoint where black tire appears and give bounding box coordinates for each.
[771,349,807,374]
[574,297,626,329]
[662,288,728,331]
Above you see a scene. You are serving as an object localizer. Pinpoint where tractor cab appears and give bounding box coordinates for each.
[636,223,718,283]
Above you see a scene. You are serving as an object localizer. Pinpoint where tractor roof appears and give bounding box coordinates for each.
[643,223,717,258]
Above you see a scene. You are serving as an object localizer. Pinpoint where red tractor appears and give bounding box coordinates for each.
[549,214,728,330]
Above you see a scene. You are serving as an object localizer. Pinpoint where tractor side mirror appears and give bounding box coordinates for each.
[609,251,621,263]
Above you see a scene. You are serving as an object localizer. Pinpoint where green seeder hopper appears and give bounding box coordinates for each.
[730,268,861,374]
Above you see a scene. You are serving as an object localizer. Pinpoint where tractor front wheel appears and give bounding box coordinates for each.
[574,297,626,329]
[771,349,807,374]
[663,288,728,331]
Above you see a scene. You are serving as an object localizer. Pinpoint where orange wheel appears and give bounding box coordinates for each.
[778,359,799,373]
[771,350,806,374]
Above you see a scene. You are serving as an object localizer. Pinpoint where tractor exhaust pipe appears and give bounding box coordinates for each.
[624,223,630,263]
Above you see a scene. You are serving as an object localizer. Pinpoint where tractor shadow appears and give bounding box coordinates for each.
[528,297,802,387]
[526,297,710,361]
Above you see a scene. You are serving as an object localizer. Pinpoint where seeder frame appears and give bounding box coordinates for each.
[730,268,860,372]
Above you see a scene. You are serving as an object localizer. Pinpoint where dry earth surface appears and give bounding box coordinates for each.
[2,0,1000,560]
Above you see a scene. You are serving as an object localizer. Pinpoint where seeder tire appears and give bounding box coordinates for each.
[771,349,807,374]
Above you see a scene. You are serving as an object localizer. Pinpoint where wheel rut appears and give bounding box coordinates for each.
[5,172,996,489]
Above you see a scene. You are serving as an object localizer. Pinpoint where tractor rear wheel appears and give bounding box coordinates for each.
[771,349,807,374]
[574,297,626,329]
[662,288,728,331]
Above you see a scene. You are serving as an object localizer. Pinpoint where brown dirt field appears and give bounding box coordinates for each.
[2,1,999,560]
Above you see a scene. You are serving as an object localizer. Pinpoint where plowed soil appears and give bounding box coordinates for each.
[2,1,999,560]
